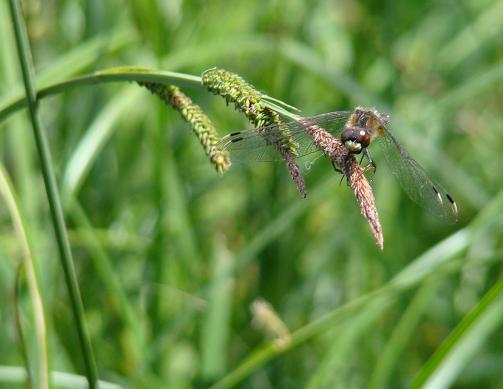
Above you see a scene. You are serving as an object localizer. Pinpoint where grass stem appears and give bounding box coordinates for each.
[7,0,98,387]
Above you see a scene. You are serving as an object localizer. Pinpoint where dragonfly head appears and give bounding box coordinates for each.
[340,127,371,154]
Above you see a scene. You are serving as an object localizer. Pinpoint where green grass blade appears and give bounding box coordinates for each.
[0,366,123,389]
[437,1,503,71]
[1,27,134,103]
[278,39,385,109]
[0,165,48,389]
[390,229,469,288]
[411,275,503,388]
[210,288,395,389]
[407,189,503,387]
[66,196,145,361]
[306,298,388,389]
[210,229,468,388]
[0,67,203,123]
[37,28,134,86]
[368,279,439,389]
[62,87,143,195]
[201,241,234,380]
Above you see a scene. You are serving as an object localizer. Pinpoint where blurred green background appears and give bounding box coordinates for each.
[1,0,502,388]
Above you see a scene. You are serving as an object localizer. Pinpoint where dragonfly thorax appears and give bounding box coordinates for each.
[340,127,371,154]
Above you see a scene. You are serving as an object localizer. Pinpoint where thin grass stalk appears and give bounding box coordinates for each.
[14,265,34,388]
[7,0,97,387]
[0,165,48,389]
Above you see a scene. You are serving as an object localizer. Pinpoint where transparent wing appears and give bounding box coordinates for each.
[218,111,352,162]
[377,127,458,223]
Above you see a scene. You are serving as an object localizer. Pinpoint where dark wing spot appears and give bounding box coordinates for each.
[231,137,244,143]
[432,186,443,205]
[446,193,459,216]
[229,131,242,136]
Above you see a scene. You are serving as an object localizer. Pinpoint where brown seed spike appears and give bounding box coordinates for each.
[297,118,383,249]
[345,159,384,250]
[283,152,307,198]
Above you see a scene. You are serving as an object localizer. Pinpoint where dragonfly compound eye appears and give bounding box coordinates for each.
[341,127,370,154]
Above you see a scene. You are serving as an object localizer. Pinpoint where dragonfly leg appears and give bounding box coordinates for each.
[331,159,343,174]
[362,148,377,175]
[329,158,347,186]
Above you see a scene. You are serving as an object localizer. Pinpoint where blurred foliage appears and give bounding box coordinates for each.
[0,0,502,388]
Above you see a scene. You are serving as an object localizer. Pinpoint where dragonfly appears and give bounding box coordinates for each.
[218,107,459,223]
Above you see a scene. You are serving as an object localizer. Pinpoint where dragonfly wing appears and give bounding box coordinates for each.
[218,127,322,162]
[218,111,352,162]
[376,128,458,222]
[218,130,282,162]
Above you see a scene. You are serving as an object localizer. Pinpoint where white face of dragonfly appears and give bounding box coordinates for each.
[340,107,389,154]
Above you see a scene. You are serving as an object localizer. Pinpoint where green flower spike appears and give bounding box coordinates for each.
[201,68,307,198]
[139,82,230,174]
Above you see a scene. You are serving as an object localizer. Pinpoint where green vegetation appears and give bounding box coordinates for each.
[0,0,502,388]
